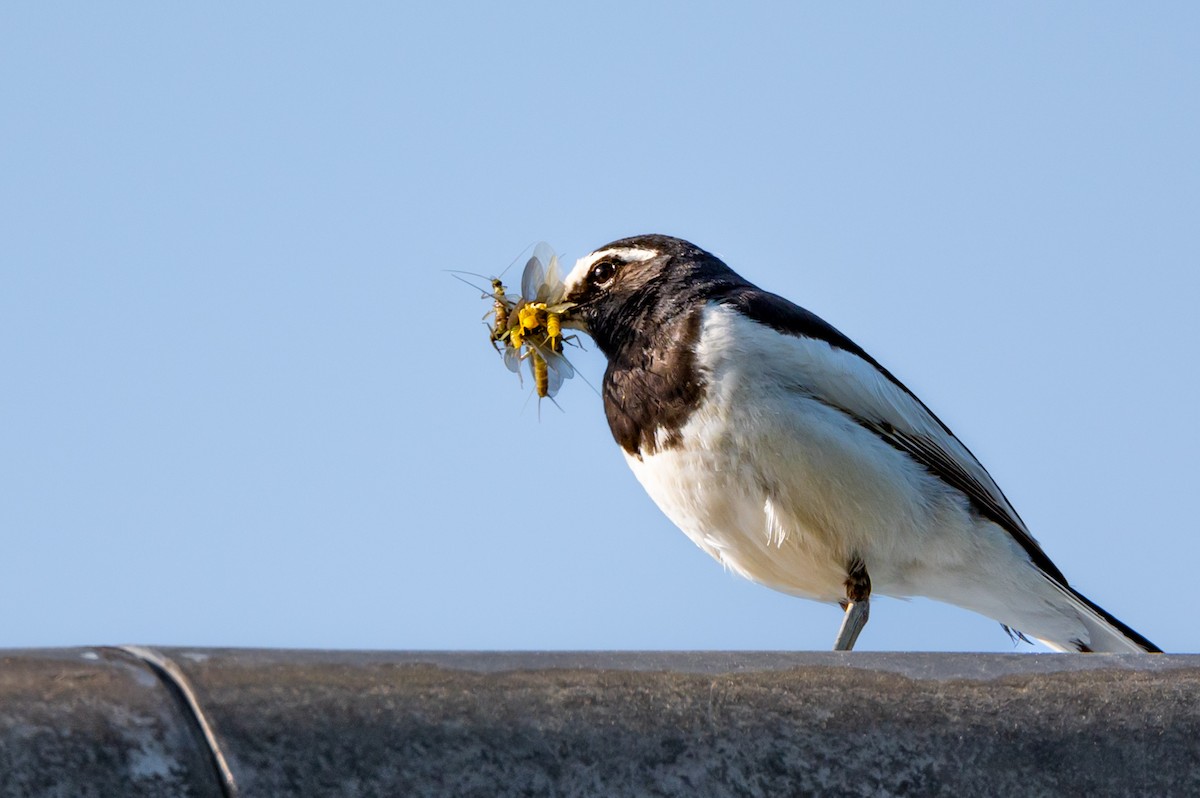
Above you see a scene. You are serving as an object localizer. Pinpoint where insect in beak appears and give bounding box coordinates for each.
[467,243,582,401]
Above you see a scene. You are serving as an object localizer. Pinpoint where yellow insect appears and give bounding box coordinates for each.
[531,348,550,398]
[546,311,563,353]
[507,299,572,397]
[447,269,518,353]
[519,246,580,397]
[517,302,542,336]
[489,278,511,349]
[458,243,579,401]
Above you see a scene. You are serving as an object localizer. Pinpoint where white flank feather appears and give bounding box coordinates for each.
[625,303,1144,651]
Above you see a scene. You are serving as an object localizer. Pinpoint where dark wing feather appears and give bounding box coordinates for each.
[856,419,1068,586]
[720,285,1070,588]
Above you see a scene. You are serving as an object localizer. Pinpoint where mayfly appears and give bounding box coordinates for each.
[488,278,511,351]
[455,243,578,400]
[503,243,577,398]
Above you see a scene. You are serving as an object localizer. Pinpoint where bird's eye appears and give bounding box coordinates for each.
[590,259,618,286]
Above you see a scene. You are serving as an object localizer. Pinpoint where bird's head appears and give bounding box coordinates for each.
[560,234,737,359]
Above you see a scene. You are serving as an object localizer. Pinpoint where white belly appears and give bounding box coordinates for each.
[625,390,960,602]
[623,306,1036,608]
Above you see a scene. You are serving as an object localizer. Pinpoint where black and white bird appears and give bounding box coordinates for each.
[559,234,1159,653]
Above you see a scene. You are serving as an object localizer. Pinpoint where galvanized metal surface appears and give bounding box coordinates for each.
[0,648,224,798]
[2,649,1198,797]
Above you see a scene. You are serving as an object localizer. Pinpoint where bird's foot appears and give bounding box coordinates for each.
[833,598,870,651]
[833,556,871,651]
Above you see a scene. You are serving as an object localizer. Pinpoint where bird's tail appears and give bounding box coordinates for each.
[1035,580,1160,653]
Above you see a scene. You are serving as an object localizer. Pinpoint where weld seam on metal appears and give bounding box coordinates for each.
[115,645,239,798]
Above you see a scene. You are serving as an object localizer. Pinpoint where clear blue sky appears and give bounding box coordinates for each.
[2,4,1197,652]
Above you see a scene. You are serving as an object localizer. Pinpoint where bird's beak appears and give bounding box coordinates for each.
[558,302,587,332]
[556,259,591,332]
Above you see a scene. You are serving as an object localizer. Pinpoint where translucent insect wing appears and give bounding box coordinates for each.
[541,355,568,397]
[542,254,563,303]
[546,349,574,381]
[521,246,549,301]
[543,366,563,397]
[503,343,524,374]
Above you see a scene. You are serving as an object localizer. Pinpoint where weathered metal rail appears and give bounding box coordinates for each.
[1,649,1197,797]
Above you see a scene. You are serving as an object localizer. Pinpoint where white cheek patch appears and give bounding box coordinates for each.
[563,246,659,295]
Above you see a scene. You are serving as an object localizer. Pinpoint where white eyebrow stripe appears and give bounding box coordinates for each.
[593,246,658,263]
[564,246,660,293]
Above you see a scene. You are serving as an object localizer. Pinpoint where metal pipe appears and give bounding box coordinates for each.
[2,649,1197,796]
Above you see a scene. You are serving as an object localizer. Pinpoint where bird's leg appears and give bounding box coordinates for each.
[833,556,871,651]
